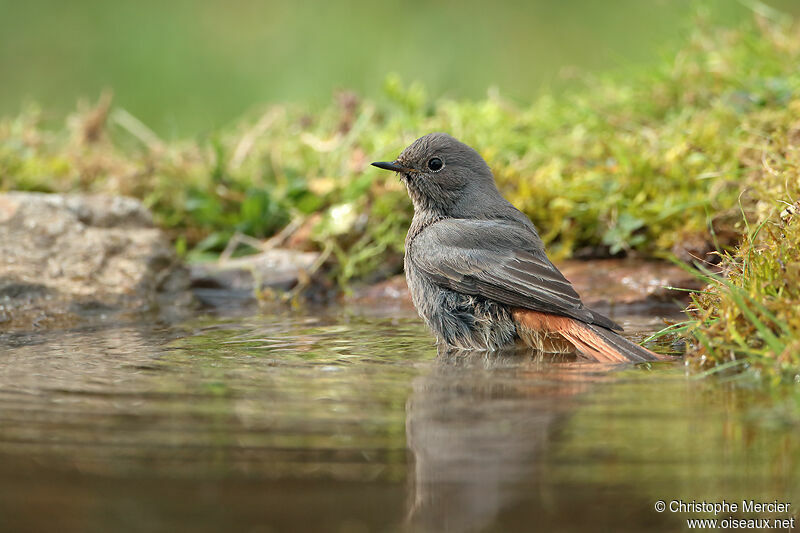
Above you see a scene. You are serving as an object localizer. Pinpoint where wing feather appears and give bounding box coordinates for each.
[411,219,621,330]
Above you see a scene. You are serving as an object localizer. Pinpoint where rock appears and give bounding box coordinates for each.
[347,259,701,311]
[347,275,415,309]
[189,248,320,307]
[556,259,702,307]
[0,192,193,331]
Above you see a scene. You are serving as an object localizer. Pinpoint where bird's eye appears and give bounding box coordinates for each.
[427,157,444,172]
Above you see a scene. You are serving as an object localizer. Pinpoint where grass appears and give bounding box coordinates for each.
[1,11,799,377]
[679,200,800,382]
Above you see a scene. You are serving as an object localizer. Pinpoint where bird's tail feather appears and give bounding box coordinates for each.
[568,322,665,363]
[513,309,667,363]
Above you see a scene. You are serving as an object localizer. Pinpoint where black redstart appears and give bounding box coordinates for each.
[372,132,664,362]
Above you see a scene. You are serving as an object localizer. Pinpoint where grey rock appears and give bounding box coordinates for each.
[190,248,320,307]
[0,192,193,331]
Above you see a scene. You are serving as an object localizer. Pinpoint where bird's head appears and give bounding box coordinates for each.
[372,132,503,217]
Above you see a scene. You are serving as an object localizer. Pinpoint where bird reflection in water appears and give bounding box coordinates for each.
[405,346,622,532]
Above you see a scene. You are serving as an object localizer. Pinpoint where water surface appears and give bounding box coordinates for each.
[0,307,798,532]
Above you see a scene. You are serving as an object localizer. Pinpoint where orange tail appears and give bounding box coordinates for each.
[512,309,667,363]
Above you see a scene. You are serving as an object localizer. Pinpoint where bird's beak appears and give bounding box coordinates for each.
[371,160,413,173]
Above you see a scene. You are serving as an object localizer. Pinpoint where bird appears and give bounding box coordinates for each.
[372,132,666,363]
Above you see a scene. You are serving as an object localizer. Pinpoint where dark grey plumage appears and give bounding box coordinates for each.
[372,132,662,361]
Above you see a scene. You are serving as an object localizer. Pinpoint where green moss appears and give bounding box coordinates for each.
[679,136,800,381]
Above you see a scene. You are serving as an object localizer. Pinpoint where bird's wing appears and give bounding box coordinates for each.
[411,218,621,330]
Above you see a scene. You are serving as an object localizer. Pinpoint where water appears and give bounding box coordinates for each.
[0,307,798,532]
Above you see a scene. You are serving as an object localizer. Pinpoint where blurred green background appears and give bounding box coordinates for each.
[2,0,798,137]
